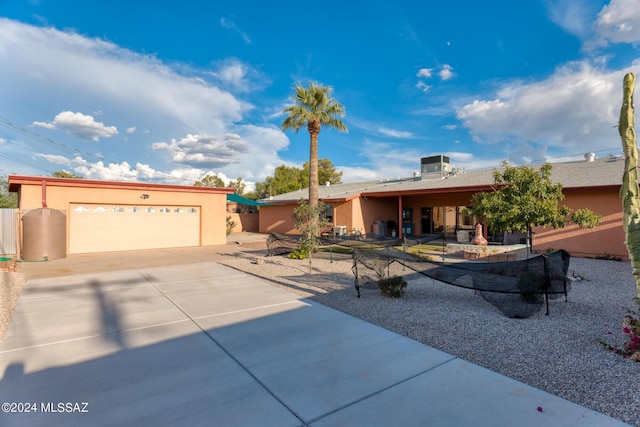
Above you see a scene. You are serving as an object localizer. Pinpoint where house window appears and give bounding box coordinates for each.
[189,208,198,213]
[160,207,170,213]
[322,205,334,223]
[94,206,106,212]
[129,207,140,213]
[74,206,88,212]
[145,207,156,213]
[113,206,125,213]
[174,208,184,213]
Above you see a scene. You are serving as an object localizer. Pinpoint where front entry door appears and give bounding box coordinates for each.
[421,207,433,235]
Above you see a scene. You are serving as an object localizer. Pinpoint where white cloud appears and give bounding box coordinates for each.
[33,111,118,141]
[0,19,281,184]
[442,124,457,130]
[416,81,431,93]
[456,60,626,162]
[31,121,56,129]
[377,127,413,138]
[546,0,595,38]
[35,154,72,165]
[209,58,268,93]
[439,64,454,80]
[594,0,640,44]
[417,68,433,78]
[220,17,252,44]
[152,133,250,169]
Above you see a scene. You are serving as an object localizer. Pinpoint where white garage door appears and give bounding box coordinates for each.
[69,204,200,254]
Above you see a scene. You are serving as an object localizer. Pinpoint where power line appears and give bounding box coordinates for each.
[0,115,197,184]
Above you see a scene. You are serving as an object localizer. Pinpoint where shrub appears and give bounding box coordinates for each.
[288,247,309,260]
[225,216,237,236]
[378,276,407,298]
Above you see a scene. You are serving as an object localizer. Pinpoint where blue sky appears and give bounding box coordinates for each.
[0,0,639,190]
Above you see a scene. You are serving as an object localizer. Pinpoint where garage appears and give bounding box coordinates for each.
[69,203,201,254]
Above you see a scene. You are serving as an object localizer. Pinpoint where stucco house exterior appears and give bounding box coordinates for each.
[8,175,234,258]
[259,155,629,259]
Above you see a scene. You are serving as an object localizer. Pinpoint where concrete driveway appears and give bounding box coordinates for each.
[0,246,632,426]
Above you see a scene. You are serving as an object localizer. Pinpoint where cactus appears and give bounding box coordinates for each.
[619,72,640,299]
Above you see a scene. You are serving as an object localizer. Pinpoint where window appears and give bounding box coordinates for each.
[321,205,334,223]
[160,207,170,213]
[94,206,106,212]
[74,205,88,212]
[129,207,140,213]
[174,208,184,213]
[113,206,124,213]
[145,207,156,213]
[189,208,198,213]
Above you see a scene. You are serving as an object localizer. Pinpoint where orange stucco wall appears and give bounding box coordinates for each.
[228,213,259,233]
[13,178,230,252]
[533,190,627,259]
[259,205,297,234]
[256,185,627,259]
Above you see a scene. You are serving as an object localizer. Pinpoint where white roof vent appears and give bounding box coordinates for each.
[584,152,595,162]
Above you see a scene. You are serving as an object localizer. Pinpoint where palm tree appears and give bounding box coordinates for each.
[281,81,348,212]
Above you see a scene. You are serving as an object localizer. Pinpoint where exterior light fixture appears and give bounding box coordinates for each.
[140,194,149,199]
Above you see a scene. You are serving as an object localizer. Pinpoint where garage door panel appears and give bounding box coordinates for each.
[70,204,200,254]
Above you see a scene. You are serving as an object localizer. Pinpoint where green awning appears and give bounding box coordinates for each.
[226,193,272,206]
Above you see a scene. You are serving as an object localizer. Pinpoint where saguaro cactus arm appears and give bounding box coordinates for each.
[619,72,640,299]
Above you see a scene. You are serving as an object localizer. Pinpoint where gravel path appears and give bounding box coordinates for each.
[218,250,640,427]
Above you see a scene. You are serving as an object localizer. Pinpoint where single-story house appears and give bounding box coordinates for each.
[259,154,630,259]
[8,175,235,259]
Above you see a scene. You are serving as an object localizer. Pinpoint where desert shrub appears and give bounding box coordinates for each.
[378,276,407,298]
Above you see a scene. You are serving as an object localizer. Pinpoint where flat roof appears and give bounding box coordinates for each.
[8,175,236,195]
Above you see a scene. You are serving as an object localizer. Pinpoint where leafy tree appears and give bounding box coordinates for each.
[302,158,343,187]
[52,170,83,179]
[466,161,601,252]
[0,175,17,208]
[281,81,347,232]
[253,158,342,199]
[228,177,246,195]
[194,174,225,188]
[255,165,304,198]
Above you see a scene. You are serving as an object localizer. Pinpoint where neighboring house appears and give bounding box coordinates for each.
[259,154,628,259]
[8,175,234,258]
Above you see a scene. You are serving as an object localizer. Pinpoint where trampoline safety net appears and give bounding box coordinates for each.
[266,232,445,256]
[351,246,571,318]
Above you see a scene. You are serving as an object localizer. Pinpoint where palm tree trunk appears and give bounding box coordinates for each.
[308,119,321,236]
[308,119,320,209]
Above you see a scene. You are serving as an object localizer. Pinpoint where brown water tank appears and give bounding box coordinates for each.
[22,208,67,261]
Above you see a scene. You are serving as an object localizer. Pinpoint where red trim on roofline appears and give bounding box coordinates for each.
[7,175,236,194]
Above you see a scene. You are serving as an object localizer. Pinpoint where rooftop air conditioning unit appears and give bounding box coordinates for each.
[421,155,450,177]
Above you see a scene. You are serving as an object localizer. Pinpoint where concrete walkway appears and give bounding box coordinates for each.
[0,253,631,426]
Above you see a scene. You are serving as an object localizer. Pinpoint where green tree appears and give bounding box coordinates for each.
[253,158,343,199]
[52,170,83,179]
[302,158,343,187]
[281,81,347,231]
[229,177,246,195]
[0,175,17,208]
[466,161,601,252]
[194,174,225,188]
[255,165,304,198]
